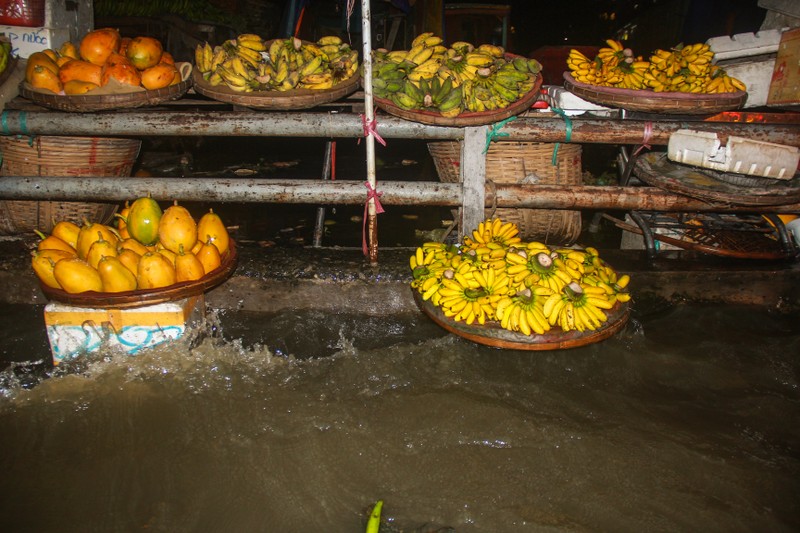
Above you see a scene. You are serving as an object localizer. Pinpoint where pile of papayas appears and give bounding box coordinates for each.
[31,197,231,294]
[26,27,182,95]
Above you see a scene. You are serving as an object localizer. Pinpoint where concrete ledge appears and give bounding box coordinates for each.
[2,238,799,313]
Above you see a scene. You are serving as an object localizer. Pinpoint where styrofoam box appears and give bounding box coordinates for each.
[668,129,799,179]
[716,56,775,108]
[44,295,206,365]
[707,29,786,61]
[0,25,69,58]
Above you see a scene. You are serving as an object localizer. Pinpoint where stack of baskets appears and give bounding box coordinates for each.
[0,135,141,235]
[428,141,583,244]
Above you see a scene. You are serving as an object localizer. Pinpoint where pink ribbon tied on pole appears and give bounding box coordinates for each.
[362,181,386,256]
[359,113,387,147]
[633,121,654,157]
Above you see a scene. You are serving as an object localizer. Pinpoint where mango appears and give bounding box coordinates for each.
[127,196,162,246]
[196,208,229,256]
[86,232,118,269]
[51,220,81,250]
[76,220,118,259]
[31,249,74,289]
[34,230,77,256]
[117,248,141,277]
[195,239,221,274]
[53,258,103,294]
[158,201,197,254]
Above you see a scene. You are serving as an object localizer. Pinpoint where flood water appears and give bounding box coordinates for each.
[1,302,798,532]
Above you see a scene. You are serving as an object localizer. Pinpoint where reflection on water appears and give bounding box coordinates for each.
[1,304,798,532]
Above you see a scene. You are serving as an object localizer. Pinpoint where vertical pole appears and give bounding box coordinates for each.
[460,126,487,240]
[312,140,334,247]
[361,0,379,265]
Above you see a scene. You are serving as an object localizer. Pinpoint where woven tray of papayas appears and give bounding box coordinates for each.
[31,196,237,309]
[410,217,631,350]
[192,34,360,110]
[371,32,543,127]
[19,28,192,112]
[563,39,746,114]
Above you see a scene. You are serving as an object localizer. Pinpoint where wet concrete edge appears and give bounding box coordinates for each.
[2,238,799,314]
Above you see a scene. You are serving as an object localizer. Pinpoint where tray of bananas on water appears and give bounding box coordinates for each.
[193,34,360,110]
[372,32,543,126]
[563,39,747,114]
[30,196,237,309]
[410,218,631,350]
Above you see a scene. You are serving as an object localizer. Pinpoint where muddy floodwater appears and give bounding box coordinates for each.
[0,302,798,532]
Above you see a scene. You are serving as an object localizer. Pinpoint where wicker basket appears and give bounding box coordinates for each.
[428,141,583,244]
[0,135,141,235]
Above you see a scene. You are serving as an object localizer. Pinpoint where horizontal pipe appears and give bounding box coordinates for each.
[2,109,799,145]
[2,176,798,212]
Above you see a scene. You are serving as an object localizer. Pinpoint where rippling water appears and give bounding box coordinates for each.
[1,304,798,532]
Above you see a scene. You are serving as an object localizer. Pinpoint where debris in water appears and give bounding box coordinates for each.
[257,240,276,247]
[271,160,300,168]
[401,159,418,166]
[401,214,419,220]
[323,219,337,226]
[350,215,362,223]
[233,168,258,176]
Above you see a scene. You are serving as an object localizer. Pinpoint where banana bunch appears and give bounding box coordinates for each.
[372,32,541,117]
[195,34,358,92]
[568,39,746,94]
[410,218,632,334]
[0,39,11,76]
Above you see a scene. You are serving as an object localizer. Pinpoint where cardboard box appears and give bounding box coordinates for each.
[767,27,800,108]
[0,25,69,58]
[44,296,206,365]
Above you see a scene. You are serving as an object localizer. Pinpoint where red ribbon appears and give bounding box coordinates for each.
[359,113,387,147]
[633,121,654,156]
[362,181,385,256]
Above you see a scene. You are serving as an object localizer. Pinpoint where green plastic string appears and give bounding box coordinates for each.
[0,111,33,145]
[483,116,517,154]
[549,107,573,166]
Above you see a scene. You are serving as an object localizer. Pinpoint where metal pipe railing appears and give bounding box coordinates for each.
[3,110,799,146]
[2,176,798,213]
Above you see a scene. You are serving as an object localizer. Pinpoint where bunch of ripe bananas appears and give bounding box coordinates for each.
[195,34,358,92]
[372,32,541,117]
[410,218,631,334]
[568,39,745,93]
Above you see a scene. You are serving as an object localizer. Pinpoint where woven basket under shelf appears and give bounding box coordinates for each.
[428,141,582,244]
[0,135,141,235]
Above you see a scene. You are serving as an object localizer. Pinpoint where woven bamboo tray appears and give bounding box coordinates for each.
[19,63,193,112]
[40,240,238,309]
[605,212,794,260]
[0,135,140,235]
[634,153,800,207]
[563,72,747,115]
[192,68,360,110]
[414,290,629,350]
[374,72,542,126]
[428,140,582,244]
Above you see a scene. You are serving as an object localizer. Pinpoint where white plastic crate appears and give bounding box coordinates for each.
[668,129,799,180]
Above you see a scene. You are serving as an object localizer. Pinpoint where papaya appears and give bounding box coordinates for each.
[34,230,77,256]
[158,201,197,254]
[196,208,229,256]
[117,248,141,277]
[175,244,205,282]
[118,237,150,256]
[86,232,119,269]
[53,258,103,294]
[76,220,118,259]
[31,249,74,289]
[51,220,81,250]
[127,195,162,246]
[97,256,138,292]
[195,239,221,274]
[137,252,176,289]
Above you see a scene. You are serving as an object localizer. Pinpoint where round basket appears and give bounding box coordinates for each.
[562,72,747,115]
[0,135,141,235]
[428,141,583,244]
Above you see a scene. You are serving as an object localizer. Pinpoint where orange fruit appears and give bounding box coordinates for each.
[101,61,141,87]
[25,51,59,82]
[126,36,163,70]
[63,80,100,94]
[58,59,102,86]
[118,36,131,56]
[59,41,79,60]
[28,65,63,93]
[141,63,178,90]
[79,27,121,66]
[159,51,175,65]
